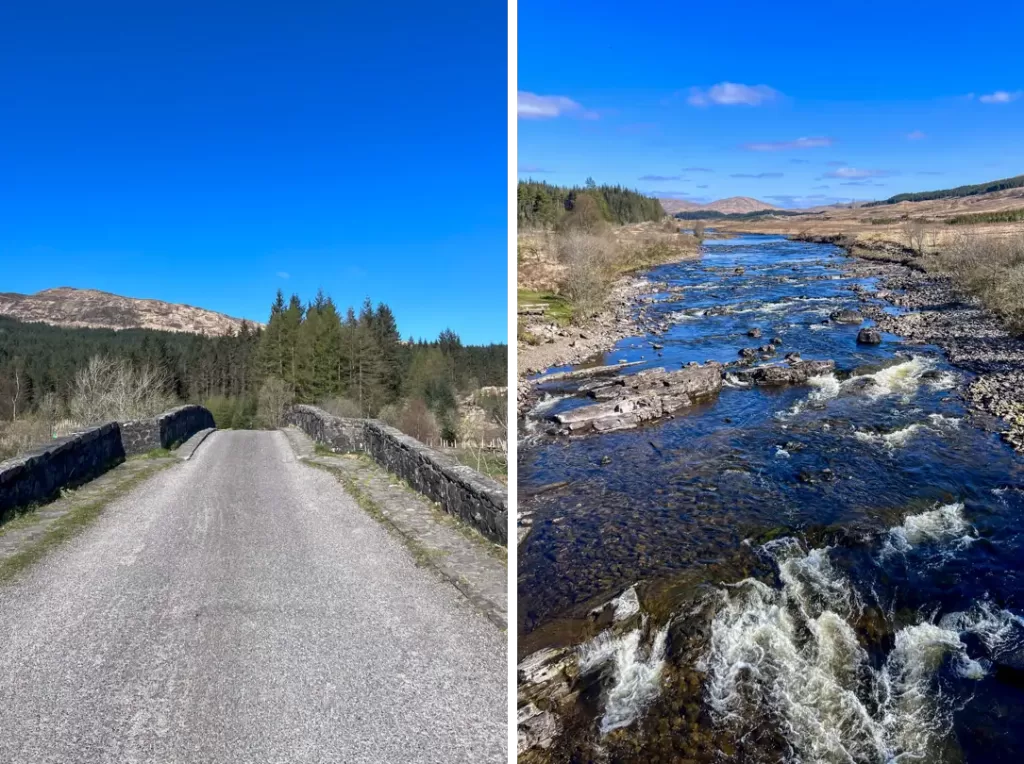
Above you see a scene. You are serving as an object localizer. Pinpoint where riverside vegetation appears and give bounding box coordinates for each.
[0,293,506,474]
[517,180,701,374]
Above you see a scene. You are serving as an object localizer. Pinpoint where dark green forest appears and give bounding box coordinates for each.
[517,178,666,228]
[867,174,1024,206]
[0,292,506,437]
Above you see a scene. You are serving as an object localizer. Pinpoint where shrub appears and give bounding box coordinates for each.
[318,396,363,418]
[68,356,176,425]
[256,377,293,429]
[556,229,616,321]
[931,232,1024,333]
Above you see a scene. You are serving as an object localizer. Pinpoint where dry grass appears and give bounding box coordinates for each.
[0,418,53,462]
[927,232,1024,332]
[518,222,699,325]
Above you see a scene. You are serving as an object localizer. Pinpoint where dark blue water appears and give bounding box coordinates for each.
[518,236,1024,762]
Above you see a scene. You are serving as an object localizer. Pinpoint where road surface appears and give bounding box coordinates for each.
[0,430,506,763]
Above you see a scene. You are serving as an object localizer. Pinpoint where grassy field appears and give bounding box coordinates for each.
[517,288,573,326]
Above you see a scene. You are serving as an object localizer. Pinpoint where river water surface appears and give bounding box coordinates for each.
[518,235,1024,762]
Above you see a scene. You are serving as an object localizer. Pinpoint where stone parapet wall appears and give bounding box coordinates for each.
[283,405,365,452]
[0,405,214,516]
[0,422,125,517]
[121,405,215,456]
[284,405,508,545]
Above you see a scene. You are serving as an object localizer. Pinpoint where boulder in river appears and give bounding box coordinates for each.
[747,328,762,338]
[830,308,864,325]
[731,359,836,386]
[857,328,882,345]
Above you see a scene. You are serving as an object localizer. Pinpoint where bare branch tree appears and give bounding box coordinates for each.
[11,364,20,422]
[69,355,175,425]
[902,219,928,255]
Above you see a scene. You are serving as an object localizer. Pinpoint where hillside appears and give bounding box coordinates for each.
[658,196,780,215]
[703,197,780,214]
[658,198,702,215]
[868,173,1024,206]
[0,287,253,336]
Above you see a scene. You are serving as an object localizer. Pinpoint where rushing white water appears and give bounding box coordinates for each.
[780,357,958,421]
[700,535,999,763]
[883,502,974,556]
[578,617,670,735]
[940,601,1024,667]
[777,373,841,418]
[855,423,925,449]
[850,356,957,402]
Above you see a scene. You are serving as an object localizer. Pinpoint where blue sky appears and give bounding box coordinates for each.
[0,1,507,344]
[519,0,1024,208]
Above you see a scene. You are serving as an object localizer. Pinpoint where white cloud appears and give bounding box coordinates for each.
[276,271,290,279]
[907,130,927,140]
[978,90,1021,104]
[743,136,834,151]
[824,167,889,179]
[687,82,780,107]
[517,91,597,119]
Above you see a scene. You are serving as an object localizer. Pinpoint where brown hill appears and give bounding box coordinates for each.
[658,198,702,215]
[701,197,781,214]
[658,196,780,215]
[0,287,254,336]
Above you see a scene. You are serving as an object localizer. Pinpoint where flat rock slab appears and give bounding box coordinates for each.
[552,363,724,434]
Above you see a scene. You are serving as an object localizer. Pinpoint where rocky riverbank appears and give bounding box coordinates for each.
[837,247,1024,451]
[517,273,684,417]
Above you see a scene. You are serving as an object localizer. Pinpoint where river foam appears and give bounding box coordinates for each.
[700,536,987,762]
[578,617,670,735]
[883,502,974,556]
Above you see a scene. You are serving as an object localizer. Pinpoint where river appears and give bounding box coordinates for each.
[517,234,1024,762]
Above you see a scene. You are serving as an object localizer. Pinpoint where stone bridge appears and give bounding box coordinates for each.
[0,405,507,763]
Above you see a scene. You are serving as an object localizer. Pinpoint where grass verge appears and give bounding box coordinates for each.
[518,288,573,325]
[0,460,174,583]
[305,459,451,567]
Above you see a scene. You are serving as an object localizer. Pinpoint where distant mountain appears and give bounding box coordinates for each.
[658,198,703,215]
[659,196,780,215]
[0,287,254,336]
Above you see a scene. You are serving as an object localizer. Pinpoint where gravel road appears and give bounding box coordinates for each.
[0,430,507,763]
